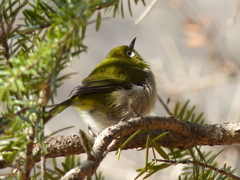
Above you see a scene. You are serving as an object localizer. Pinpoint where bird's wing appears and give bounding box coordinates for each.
[69,75,132,97]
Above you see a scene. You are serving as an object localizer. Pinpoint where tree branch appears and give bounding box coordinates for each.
[2,116,240,179]
[59,116,240,180]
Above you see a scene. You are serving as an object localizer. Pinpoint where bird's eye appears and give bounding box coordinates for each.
[126,51,135,57]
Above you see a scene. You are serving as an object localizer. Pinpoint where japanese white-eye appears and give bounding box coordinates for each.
[46,38,157,132]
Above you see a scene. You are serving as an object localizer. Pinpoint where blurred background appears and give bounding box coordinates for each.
[45,0,240,179]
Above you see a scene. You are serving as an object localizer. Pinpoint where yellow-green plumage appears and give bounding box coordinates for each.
[46,38,157,132]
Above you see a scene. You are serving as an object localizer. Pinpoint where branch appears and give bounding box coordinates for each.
[41,116,240,157]
[59,116,240,180]
[2,116,240,179]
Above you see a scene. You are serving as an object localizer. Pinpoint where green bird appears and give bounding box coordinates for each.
[46,38,157,132]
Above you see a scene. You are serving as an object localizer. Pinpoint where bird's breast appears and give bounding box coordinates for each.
[108,69,157,119]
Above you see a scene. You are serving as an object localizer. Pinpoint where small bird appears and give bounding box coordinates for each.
[46,38,157,132]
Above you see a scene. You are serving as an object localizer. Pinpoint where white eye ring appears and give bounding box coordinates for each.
[126,51,135,57]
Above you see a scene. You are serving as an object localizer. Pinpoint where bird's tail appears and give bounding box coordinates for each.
[44,99,73,124]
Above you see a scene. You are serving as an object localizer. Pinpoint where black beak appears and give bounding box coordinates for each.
[129,37,137,51]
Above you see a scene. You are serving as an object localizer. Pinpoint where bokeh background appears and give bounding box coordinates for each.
[45,0,240,179]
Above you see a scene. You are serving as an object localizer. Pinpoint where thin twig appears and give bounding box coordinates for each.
[157,94,173,115]
[155,159,240,180]
[79,130,95,161]
[0,12,11,67]
[41,155,46,180]
[21,125,35,179]
[227,0,240,25]
[135,0,158,24]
